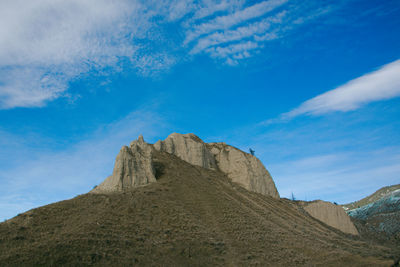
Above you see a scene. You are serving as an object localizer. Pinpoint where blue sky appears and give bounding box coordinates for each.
[0,0,399,221]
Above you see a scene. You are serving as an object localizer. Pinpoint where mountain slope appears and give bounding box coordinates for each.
[0,150,397,266]
[343,184,400,210]
[343,185,400,246]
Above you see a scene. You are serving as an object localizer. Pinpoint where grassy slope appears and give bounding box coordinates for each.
[0,151,398,266]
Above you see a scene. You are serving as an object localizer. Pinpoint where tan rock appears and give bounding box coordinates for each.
[208,142,279,198]
[153,133,279,198]
[304,200,359,235]
[92,133,280,199]
[154,133,217,170]
[91,135,156,193]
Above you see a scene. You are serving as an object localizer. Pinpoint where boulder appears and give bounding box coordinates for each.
[304,200,359,235]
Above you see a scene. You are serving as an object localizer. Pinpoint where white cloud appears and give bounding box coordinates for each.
[0,0,336,109]
[205,40,259,65]
[145,0,196,22]
[292,6,333,25]
[270,150,400,203]
[283,59,400,118]
[190,12,285,54]
[192,0,245,20]
[0,0,171,109]
[206,41,259,58]
[0,67,67,108]
[184,0,288,44]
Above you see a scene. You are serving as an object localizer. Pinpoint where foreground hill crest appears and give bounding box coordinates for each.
[92,133,280,198]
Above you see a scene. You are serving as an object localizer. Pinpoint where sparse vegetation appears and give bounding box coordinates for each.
[0,150,397,266]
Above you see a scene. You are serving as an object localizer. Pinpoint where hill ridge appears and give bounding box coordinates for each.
[0,148,398,265]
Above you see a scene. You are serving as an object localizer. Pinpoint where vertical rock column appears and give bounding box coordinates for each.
[91,135,156,193]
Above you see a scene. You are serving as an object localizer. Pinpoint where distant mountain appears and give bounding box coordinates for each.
[343,184,400,210]
[343,184,400,245]
[0,134,398,266]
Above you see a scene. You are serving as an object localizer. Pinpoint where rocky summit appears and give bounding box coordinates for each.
[92,133,279,198]
[0,133,399,266]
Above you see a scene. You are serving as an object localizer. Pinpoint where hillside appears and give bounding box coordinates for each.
[343,185,400,246]
[0,148,398,266]
[343,184,400,210]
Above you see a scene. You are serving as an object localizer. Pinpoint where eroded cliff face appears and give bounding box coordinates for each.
[89,133,359,236]
[153,133,217,170]
[92,133,279,198]
[153,133,279,198]
[303,200,359,235]
[91,135,156,193]
[208,142,279,198]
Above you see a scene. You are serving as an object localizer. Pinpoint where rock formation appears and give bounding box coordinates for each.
[154,133,217,170]
[90,132,358,236]
[92,133,279,198]
[208,142,279,198]
[91,135,156,193]
[303,200,359,235]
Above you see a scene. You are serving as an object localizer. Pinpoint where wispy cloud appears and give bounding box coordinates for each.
[0,0,338,109]
[270,150,400,203]
[283,59,400,119]
[206,41,260,65]
[192,0,244,20]
[0,0,142,108]
[207,41,259,58]
[0,0,178,109]
[185,0,287,44]
[186,1,336,65]
[0,107,170,221]
[190,11,285,54]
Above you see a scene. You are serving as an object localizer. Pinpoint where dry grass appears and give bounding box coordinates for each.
[0,151,398,266]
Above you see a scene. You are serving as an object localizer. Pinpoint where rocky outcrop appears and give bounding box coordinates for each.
[153,133,279,198]
[304,200,359,235]
[91,133,279,199]
[154,133,217,170]
[208,142,279,198]
[91,135,156,193]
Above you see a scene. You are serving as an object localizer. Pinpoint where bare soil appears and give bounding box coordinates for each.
[0,150,398,266]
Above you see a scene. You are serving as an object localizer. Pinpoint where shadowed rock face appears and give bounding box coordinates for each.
[304,200,359,235]
[92,133,279,198]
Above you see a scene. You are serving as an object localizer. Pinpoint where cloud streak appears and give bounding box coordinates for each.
[185,0,287,44]
[190,11,285,54]
[0,107,169,221]
[0,0,338,109]
[0,0,169,109]
[283,59,400,118]
[270,150,400,203]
